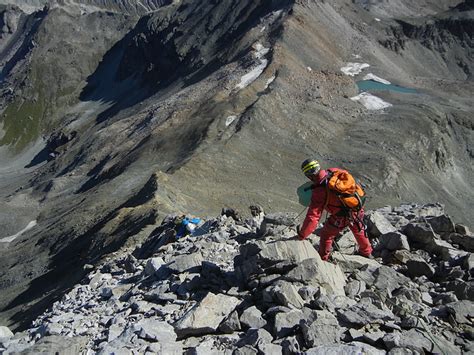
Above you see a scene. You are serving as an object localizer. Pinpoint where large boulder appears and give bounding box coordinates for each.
[166,252,204,273]
[239,306,266,329]
[446,300,474,324]
[173,292,240,337]
[306,342,385,355]
[259,213,297,236]
[451,233,474,252]
[0,326,13,339]
[378,232,410,251]
[284,257,346,296]
[338,300,397,327]
[251,239,320,264]
[273,309,305,338]
[136,319,177,343]
[301,310,343,347]
[331,253,380,271]
[365,211,396,237]
[263,280,305,309]
[405,255,435,279]
[403,222,438,246]
[425,215,455,235]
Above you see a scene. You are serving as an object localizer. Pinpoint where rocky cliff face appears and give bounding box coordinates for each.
[0,0,472,337]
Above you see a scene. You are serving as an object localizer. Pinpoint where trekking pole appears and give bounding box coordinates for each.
[279,206,307,236]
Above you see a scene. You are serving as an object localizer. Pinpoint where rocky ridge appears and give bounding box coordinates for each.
[1,203,473,354]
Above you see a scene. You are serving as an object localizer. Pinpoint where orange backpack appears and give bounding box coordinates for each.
[325,170,366,211]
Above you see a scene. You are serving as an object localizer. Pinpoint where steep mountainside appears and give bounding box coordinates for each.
[0,0,472,332]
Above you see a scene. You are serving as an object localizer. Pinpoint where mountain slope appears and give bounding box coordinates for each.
[0,0,472,331]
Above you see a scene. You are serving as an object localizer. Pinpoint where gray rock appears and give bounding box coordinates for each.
[366,211,396,237]
[360,331,385,345]
[147,341,183,355]
[237,328,273,347]
[219,311,241,334]
[301,310,342,347]
[233,345,258,355]
[174,292,240,337]
[446,300,474,324]
[45,322,64,336]
[243,238,319,264]
[331,253,380,272]
[298,286,319,301]
[464,254,474,274]
[379,232,410,251]
[263,281,305,308]
[136,319,177,342]
[259,213,297,236]
[145,257,165,276]
[405,257,435,279]
[274,336,301,355]
[402,222,438,246]
[258,343,283,354]
[338,300,397,327]
[455,224,471,235]
[426,238,457,260]
[344,280,366,298]
[16,335,88,355]
[451,233,474,252]
[383,329,440,353]
[239,306,266,329]
[167,252,204,273]
[372,265,411,294]
[284,257,346,296]
[306,342,385,354]
[273,309,304,338]
[425,215,455,235]
[0,326,13,339]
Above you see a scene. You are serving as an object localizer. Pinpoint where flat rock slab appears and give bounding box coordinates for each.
[331,253,380,272]
[254,239,320,263]
[446,300,474,324]
[174,292,240,337]
[301,310,342,347]
[285,257,346,296]
[306,341,385,355]
[339,301,397,327]
[167,251,204,273]
[136,319,177,342]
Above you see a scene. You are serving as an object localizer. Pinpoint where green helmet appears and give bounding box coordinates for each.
[301,159,320,176]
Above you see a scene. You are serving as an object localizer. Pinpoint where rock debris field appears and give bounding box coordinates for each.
[1,203,473,354]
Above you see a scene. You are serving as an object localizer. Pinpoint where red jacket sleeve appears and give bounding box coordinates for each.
[299,186,326,239]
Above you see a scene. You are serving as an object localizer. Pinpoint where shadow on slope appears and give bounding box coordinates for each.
[79,0,294,124]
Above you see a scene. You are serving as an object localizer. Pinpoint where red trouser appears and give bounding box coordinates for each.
[318,210,372,261]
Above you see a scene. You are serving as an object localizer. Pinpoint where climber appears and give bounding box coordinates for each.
[297,159,373,261]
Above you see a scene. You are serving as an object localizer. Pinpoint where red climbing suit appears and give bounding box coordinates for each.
[298,168,373,261]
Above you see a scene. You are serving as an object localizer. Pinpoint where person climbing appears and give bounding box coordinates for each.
[297,159,373,261]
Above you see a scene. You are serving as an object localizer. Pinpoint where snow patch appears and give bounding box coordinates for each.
[363,73,391,85]
[225,115,238,127]
[375,18,381,22]
[0,220,37,243]
[260,26,266,33]
[341,62,370,76]
[350,92,392,110]
[307,67,312,72]
[236,43,270,90]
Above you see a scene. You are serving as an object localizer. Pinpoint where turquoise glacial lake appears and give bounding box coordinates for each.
[357,80,418,94]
